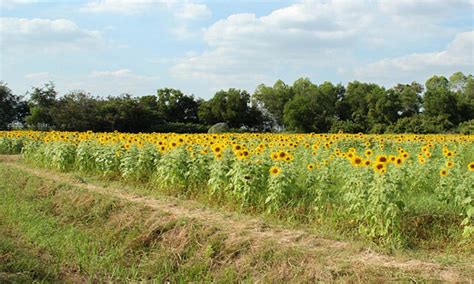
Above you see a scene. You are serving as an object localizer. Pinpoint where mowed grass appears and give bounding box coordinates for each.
[3,162,473,282]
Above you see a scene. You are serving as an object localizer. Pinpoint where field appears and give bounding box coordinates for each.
[1,130,473,281]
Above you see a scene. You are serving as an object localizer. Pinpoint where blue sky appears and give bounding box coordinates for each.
[1,0,473,100]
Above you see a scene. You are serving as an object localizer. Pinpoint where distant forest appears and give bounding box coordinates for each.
[1,71,473,134]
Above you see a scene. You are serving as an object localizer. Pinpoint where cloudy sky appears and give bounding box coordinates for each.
[1,0,473,99]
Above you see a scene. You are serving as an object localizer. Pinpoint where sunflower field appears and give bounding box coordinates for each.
[1,130,473,247]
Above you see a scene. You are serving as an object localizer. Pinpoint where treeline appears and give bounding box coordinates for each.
[1,71,473,133]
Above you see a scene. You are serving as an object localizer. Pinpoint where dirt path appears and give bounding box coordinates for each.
[0,155,470,282]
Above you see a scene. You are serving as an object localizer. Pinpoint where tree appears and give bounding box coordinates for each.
[449,73,474,123]
[96,95,149,132]
[387,115,453,134]
[157,88,199,123]
[283,80,340,133]
[367,89,401,132]
[449,72,467,93]
[339,81,385,132]
[25,82,58,129]
[423,75,460,124]
[253,80,294,129]
[0,82,27,129]
[198,88,263,129]
[392,82,423,117]
[50,91,100,131]
[138,95,165,129]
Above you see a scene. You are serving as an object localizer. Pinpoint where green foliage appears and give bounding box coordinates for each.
[119,144,159,181]
[0,137,24,154]
[253,80,294,128]
[153,147,189,190]
[3,71,474,134]
[51,91,102,131]
[283,79,342,133]
[457,120,474,134]
[386,115,453,134]
[153,122,208,133]
[157,88,200,123]
[227,159,267,208]
[329,120,364,133]
[198,88,263,129]
[25,82,57,129]
[0,82,27,130]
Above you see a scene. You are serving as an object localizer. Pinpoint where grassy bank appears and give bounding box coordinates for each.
[2,161,472,282]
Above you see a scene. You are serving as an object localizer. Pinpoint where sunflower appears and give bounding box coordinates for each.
[307,163,315,171]
[278,150,287,159]
[468,162,474,172]
[446,160,454,168]
[444,151,454,158]
[269,166,282,176]
[439,169,448,177]
[351,156,363,167]
[365,149,373,157]
[373,162,386,173]
[271,152,279,160]
[376,155,388,163]
[212,145,222,153]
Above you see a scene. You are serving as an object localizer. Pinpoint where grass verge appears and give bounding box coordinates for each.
[0,161,472,282]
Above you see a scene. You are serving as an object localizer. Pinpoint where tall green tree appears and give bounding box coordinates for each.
[198,88,263,129]
[339,81,385,132]
[449,72,474,122]
[51,91,100,131]
[0,82,27,129]
[157,88,199,123]
[423,75,460,124]
[392,82,423,117]
[25,82,58,129]
[97,95,149,132]
[253,80,294,128]
[283,79,340,133]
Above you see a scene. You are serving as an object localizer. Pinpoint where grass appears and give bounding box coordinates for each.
[0,221,58,283]
[3,161,472,282]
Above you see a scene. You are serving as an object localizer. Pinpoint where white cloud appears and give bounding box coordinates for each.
[175,3,211,20]
[25,72,50,80]
[354,31,474,85]
[171,0,472,93]
[80,0,158,14]
[91,68,159,81]
[379,0,472,18]
[0,17,105,53]
[1,0,38,8]
[80,0,211,39]
[171,1,370,90]
[79,0,208,17]
[87,69,160,95]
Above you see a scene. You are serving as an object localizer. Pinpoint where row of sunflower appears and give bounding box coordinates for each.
[0,130,473,246]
